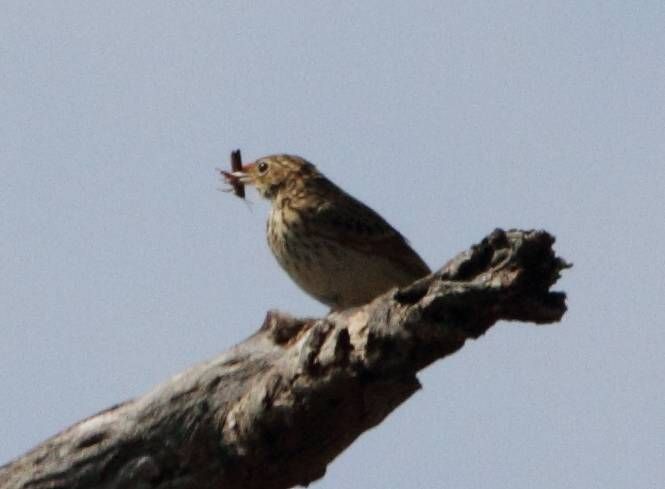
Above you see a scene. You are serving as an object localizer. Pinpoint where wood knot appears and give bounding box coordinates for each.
[262,310,314,345]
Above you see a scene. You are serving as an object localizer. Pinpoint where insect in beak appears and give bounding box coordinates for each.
[219,169,248,194]
[218,149,249,199]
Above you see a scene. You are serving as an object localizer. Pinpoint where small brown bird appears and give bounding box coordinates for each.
[227,154,430,310]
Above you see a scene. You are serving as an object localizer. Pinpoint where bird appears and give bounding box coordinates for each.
[225,154,430,310]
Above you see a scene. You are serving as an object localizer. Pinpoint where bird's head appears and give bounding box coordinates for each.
[229,154,319,200]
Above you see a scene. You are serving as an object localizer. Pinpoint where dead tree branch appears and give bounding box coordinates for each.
[0,229,570,489]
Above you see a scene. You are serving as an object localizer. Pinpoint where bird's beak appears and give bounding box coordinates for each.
[231,169,252,184]
[232,162,259,184]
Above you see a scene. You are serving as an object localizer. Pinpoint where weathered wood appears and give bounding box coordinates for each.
[0,229,570,489]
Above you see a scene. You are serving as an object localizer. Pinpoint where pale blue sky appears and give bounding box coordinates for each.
[2,2,664,487]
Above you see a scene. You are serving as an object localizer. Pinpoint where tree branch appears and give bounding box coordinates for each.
[0,229,570,489]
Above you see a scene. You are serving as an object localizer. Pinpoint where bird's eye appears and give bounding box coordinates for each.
[257,161,269,174]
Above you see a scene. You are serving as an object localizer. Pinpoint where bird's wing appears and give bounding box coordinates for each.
[306,191,431,280]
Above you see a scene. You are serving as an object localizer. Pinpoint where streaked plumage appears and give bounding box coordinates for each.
[228,154,430,310]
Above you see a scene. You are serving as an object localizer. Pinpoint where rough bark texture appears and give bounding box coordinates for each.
[0,229,570,489]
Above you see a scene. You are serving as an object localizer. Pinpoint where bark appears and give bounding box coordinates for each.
[0,229,570,489]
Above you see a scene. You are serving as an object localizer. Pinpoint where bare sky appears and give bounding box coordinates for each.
[2,2,663,487]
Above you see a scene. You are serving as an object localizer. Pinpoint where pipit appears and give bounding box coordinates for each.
[225,154,430,310]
